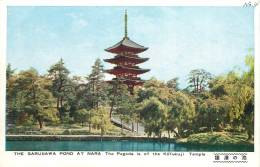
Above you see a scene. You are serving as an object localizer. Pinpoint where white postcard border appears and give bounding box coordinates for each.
[0,1,259,167]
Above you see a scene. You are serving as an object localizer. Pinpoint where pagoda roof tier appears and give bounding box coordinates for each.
[105,66,150,75]
[113,76,142,81]
[107,78,145,86]
[104,55,149,65]
[105,37,148,54]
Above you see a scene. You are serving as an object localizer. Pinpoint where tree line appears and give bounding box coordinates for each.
[6,53,254,140]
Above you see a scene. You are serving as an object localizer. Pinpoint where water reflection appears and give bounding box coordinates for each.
[6,140,253,152]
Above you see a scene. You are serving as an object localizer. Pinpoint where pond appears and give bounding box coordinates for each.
[6,140,254,152]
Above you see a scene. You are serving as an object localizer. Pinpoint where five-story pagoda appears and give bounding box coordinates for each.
[104,10,150,94]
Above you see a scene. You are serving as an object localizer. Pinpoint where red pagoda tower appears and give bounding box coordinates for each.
[104,10,150,94]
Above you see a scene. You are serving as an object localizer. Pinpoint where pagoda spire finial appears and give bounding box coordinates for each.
[124,9,128,38]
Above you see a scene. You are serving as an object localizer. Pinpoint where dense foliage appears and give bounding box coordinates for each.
[6,54,254,140]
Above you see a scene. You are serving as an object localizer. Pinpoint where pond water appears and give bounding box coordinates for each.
[6,140,254,152]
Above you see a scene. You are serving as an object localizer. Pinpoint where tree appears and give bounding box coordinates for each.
[48,58,71,120]
[198,98,229,132]
[208,76,228,98]
[107,79,128,117]
[227,54,254,140]
[74,109,88,127]
[115,92,135,133]
[167,77,179,91]
[107,80,137,132]
[138,77,191,136]
[83,108,96,132]
[6,63,18,124]
[207,53,254,140]
[187,69,212,93]
[92,107,111,136]
[65,76,87,118]
[6,63,15,81]
[13,68,57,129]
[242,54,254,140]
[86,58,107,110]
[140,97,168,137]
[128,94,141,133]
[137,77,174,104]
[167,91,196,137]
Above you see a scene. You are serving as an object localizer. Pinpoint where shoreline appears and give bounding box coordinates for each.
[6,134,254,147]
[6,135,176,142]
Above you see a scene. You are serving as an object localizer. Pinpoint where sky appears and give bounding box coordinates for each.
[7,6,254,88]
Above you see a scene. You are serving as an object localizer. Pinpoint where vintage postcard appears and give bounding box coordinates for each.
[0,0,259,167]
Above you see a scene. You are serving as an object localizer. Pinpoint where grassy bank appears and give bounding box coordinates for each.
[176,132,253,146]
[6,135,176,142]
[7,123,137,136]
